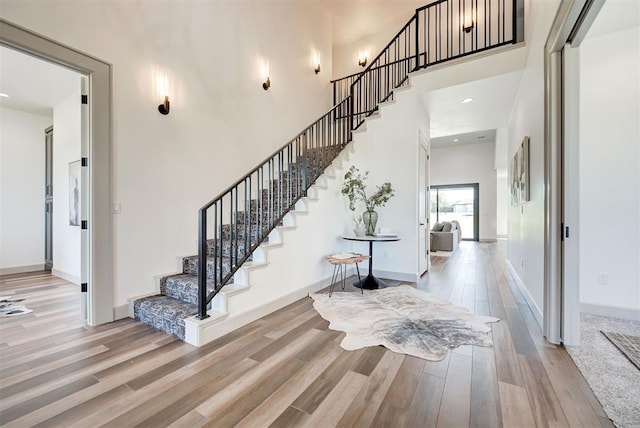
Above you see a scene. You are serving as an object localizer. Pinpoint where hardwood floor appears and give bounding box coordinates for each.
[0,242,613,427]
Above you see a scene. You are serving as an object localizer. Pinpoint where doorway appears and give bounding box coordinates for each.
[0,18,113,326]
[430,183,479,241]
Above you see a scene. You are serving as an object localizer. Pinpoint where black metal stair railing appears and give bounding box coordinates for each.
[196,98,351,319]
[196,0,523,320]
[338,0,520,124]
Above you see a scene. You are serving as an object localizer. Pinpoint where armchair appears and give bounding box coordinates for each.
[430,220,461,252]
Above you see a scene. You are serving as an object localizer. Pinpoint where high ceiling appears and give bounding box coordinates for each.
[430,129,497,149]
[3,0,635,128]
[0,45,80,116]
[421,71,523,142]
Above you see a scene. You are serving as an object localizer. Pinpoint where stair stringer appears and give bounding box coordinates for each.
[183,148,357,346]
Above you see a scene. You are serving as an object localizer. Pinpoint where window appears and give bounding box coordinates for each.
[430,183,479,241]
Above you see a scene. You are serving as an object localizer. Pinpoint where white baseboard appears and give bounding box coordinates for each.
[52,268,80,285]
[113,304,129,320]
[184,274,338,347]
[505,260,543,328]
[581,303,640,322]
[185,287,313,347]
[0,264,45,275]
[372,270,417,283]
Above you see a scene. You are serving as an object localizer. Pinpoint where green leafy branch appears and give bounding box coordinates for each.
[341,166,394,212]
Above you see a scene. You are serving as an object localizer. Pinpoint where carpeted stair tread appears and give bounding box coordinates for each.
[205,238,260,258]
[133,295,197,340]
[221,224,271,241]
[182,255,234,280]
[161,273,223,306]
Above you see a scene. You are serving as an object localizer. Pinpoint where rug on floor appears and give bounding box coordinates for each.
[0,301,32,317]
[602,331,640,371]
[566,314,640,428]
[310,284,499,361]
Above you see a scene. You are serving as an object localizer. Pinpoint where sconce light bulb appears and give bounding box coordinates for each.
[162,73,169,97]
[263,77,271,91]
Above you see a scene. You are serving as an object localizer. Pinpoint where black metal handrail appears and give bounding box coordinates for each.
[336,0,520,113]
[196,98,351,319]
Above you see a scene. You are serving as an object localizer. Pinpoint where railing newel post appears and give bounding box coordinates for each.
[197,208,209,320]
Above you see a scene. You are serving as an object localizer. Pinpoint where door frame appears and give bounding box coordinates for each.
[418,131,430,276]
[0,19,114,326]
[543,0,604,344]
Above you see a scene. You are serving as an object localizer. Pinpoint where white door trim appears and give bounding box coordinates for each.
[0,19,114,326]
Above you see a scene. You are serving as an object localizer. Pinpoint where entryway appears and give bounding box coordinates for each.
[0,19,113,326]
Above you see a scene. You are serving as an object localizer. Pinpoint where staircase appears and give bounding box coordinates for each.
[133,145,345,340]
[133,0,522,344]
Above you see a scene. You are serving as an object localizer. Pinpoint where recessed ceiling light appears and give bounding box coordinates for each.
[0,93,9,98]
[453,139,459,142]
[461,97,473,104]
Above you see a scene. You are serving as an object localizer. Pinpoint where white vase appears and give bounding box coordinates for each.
[354,225,366,237]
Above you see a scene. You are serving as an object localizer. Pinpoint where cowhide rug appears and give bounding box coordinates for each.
[310,285,499,361]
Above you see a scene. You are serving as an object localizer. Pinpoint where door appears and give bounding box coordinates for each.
[44,126,53,271]
[561,43,580,345]
[418,132,430,275]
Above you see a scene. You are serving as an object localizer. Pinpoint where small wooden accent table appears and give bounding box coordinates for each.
[324,253,370,296]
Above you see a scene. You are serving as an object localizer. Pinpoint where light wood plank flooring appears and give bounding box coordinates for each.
[0,242,612,427]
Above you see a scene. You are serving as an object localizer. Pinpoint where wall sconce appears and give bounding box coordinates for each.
[463,14,474,33]
[358,51,368,67]
[262,62,271,90]
[157,72,170,115]
[314,53,321,74]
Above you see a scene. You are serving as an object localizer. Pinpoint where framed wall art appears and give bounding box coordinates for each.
[69,160,81,226]
[510,136,530,205]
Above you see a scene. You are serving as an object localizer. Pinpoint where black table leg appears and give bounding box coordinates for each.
[353,240,388,289]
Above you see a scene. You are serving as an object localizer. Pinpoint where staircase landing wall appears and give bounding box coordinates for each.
[343,89,430,281]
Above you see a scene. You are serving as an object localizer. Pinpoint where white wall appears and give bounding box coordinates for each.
[495,127,509,238]
[332,9,415,79]
[496,174,508,238]
[0,1,333,306]
[341,91,430,280]
[506,0,561,318]
[579,25,640,318]
[52,91,82,284]
[431,141,497,241]
[0,106,51,273]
